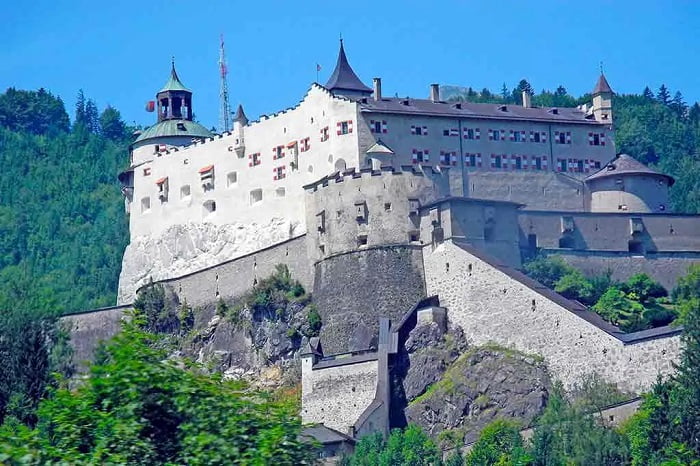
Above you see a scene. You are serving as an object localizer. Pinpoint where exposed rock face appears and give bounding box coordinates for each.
[182,298,311,388]
[405,347,551,446]
[117,219,303,304]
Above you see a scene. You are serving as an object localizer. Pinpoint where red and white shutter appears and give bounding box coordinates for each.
[554,131,560,143]
[248,153,253,167]
[412,149,418,164]
[600,133,606,146]
[422,126,428,136]
[488,129,493,141]
[522,155,528,170]
[464,153,470,167]
[382,121,388,133]
[424,149,429,161]
[501,129,507,141]
[475,128,480,140]
[588,132,594,145]
[476,153,482,167]
[566,132,572,144]
[370,120,376,133]
[556,158,562,172]
[509,130,515,141]
[336,122,342,136]
[451,152,457,166]
[411,125,416,135]
[521,130,526,141]
[490,154,496,168]
[541,131,547,143]
[529,130,534,142]
[542,156,548,170]
[348,121,353,134]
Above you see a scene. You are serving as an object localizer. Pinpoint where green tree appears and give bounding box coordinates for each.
[620,273,667,304]
[593,287,646,332]
[523,255,573,289]
[99,105,127,141]
[465,419,531,466]
[344,425,442,466]
[0,88,69,135]
[672,264,700,303]
[554,269,595,304]
[643,86,655,100]
[657,84,671,105]
[0,324,316,465]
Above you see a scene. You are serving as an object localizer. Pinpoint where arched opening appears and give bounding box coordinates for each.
[334,158,346,172]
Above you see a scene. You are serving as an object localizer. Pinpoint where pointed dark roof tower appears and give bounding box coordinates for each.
[324,39,372,97]
[160,59,191,93]
[592,73,613,95]
[234,104,249,126]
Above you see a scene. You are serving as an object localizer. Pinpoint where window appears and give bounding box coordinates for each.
[140,197,151,213]
[248,152,261,167]
[555,131,571,144]
[411,149,429,163]
[512,131,524,142]
[533,132,541,142]
[337,120,352,135]
[384,202,392,211]
[320,126,329,142]
[594,161,601,169]
[250,188,263,205]
[439,151,456,165]
[534,157,542,170]
[143,167,151,176]
[558,159,567,172]
[299,137,310,152]
[275,187,286,197]
[467,153,477,167]
[357,234,368,247]
[372,121,382,133]
[491,129,501,141]
[203,200,216,215]
[577,160,584,172]
[491,154,503,169]
[273,145,285,160]
[514,156,522,169]
[226,172,237,188]
[273,165,286,180]
[180,185,191,199]
[464,128,475,140]
[589,132,606,146]
[156,177,168,201]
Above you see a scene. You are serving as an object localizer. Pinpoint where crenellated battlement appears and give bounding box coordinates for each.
[303,164,449,193]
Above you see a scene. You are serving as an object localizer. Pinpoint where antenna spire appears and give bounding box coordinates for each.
[218,34,231,133]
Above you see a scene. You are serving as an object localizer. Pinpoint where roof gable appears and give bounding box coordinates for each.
[324,40,372,94]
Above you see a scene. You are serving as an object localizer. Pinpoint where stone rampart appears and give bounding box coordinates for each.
[549,250,700,291]
[153,234,311,308]
[61,305,132,370]
[313,245,426,354]
[423,240,681,393]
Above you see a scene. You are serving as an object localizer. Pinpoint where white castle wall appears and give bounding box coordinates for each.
[423,240,681,393]
[128,85,362,240]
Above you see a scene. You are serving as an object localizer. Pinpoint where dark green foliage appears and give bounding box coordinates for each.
[99,105,128,141]
[465,419,531,466]
[0,88,69,135]
[343,424,442,466]
[0,88,129,314]
[524,255,677,331]
[0,307,71,427]
[0,324,316,465]
[672,263,700,304]
[531,384,630,466]
[306,304,322,337]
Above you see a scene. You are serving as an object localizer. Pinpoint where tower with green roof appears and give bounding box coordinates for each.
[132,60,213,149]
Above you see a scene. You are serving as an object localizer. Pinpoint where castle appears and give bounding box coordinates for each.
[71,40,700,441]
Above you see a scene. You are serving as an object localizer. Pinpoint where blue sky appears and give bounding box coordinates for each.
[2,0,699,130]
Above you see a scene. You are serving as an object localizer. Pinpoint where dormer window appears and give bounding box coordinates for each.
[177,122,187,131]
[199,165,214,191]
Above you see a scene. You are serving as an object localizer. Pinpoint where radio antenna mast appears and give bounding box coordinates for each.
[218,34,231,133]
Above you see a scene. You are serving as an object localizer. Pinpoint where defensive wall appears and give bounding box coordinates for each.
[519,210,700,288]
[304,167,448,354]
[61,305,132,369]
[423,239,681,393]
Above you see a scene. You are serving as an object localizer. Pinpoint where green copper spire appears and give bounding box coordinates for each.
[159,58,191,93]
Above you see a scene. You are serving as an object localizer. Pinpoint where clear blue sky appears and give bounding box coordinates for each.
[2,0,699,130]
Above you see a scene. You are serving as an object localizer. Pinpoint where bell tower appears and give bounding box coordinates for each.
[157,59,194,122]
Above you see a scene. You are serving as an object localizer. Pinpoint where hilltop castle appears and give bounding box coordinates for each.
[102,41,700,439]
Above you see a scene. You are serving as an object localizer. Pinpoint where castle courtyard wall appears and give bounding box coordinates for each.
[423,240,681,393]
[301,355,379,434]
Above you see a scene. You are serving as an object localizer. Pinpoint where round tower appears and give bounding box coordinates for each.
[586,154,674,213]
[130,61,213,165]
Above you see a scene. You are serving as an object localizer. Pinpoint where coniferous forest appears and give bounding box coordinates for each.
[0,82,699,464]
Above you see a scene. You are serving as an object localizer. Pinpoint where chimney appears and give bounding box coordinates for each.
[373,77,382,101]
[522,91,532,108]
[430,84,440,102]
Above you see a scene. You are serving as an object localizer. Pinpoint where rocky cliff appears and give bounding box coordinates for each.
[398,322,551,447]
[117,219,303,304]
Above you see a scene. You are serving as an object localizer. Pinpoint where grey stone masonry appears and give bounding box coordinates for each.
[423,240,680,393]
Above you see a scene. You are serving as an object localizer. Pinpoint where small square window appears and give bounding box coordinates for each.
[357,234,368,247]
[227,172,237,187]
[384,202,392,211]
[180,185,191,199]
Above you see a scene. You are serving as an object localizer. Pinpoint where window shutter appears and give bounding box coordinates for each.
[588,132,593,145]
[475,128,480,140]
[509,130,515,141]
[348,121,353,133]
[600,133,606,146]
[541,131,547,143]
[566,132,572,144]
[412,149,418,164]
[411,125,416,135]
[491,154,496,168]
[382,121,387,133]
[424,149,429,161]
[422,126,428,136]
[336,122,342,136]
[476,153,482,167]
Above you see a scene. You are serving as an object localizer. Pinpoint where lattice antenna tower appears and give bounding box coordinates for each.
[218,34,231,133]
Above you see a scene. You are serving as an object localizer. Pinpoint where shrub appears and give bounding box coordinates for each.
[523,255,573,289]
[305,305,322,337]
[672,264,700,303]
[620,273,667,304]
[465,419,530,466]
[343,424,441,466]
[554,269,595,304]
[593,287,646,332]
